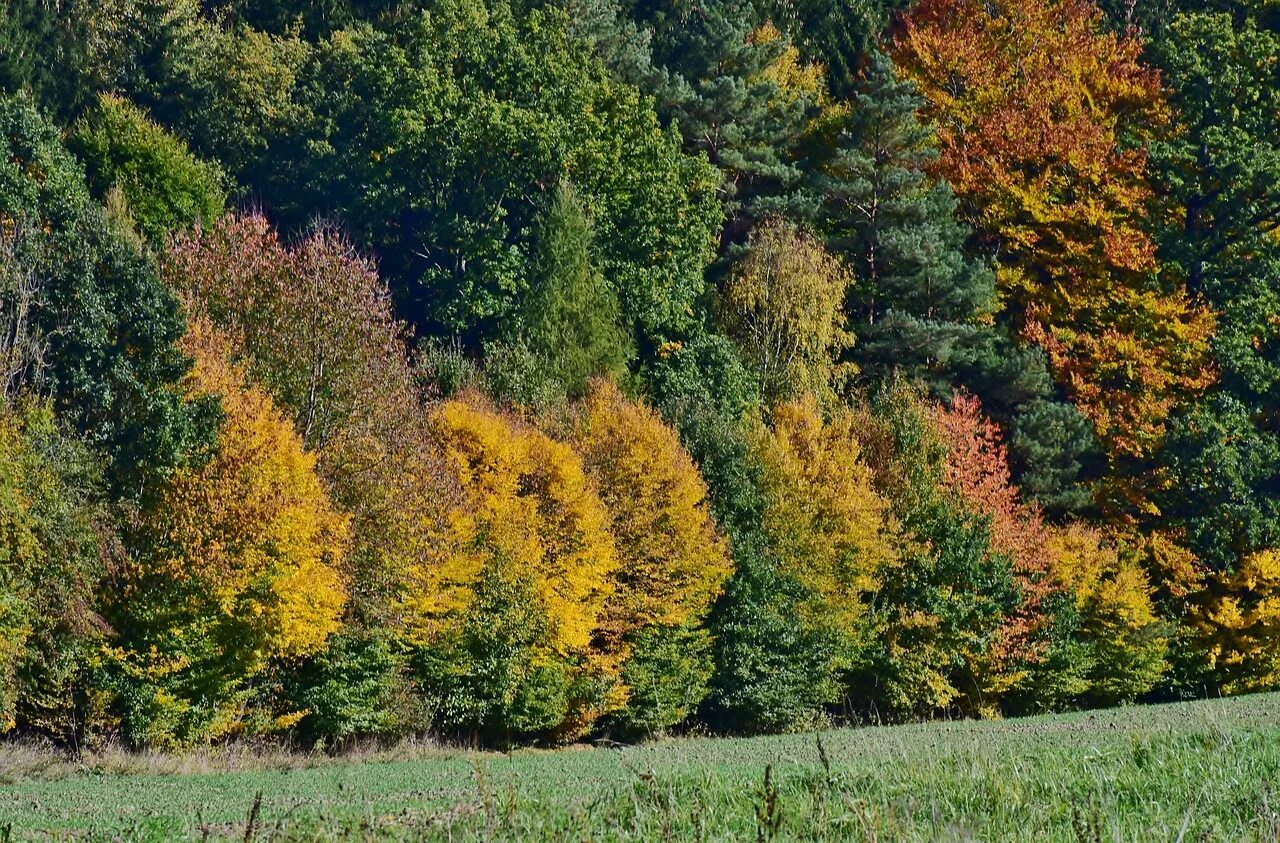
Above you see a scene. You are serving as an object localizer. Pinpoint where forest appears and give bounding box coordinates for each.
[0,0,1278,751]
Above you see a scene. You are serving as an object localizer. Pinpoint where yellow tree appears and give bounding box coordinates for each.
[1043,525,1167,705]
[894,0,1214,468]
[719,219,853,404]
[752,398,897,642]
[113,318,349,745]
[1188,550,1280,695]
[564,379,732,735]
[406,394,620,740]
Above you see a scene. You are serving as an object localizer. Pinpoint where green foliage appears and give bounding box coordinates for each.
[412,571,601,744]
[0,94,215,498]
[810,51,994,387]
[606,623,715,739]
[524,181,632,397]
[850,381,1022,718]
[69,94,225,244]
[639,0,815,240]
[243,0,720,350]
[705,548,846,733]
[281,632,425,746]
[0,399,106,740]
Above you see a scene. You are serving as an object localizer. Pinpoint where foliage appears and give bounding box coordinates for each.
[0,399,105,740]
[753,399,895,643]
[1188,549,1280,695]
[109,318,348,747]
[808,50,995,388]
[164,214,457,621]
[718,219,853,404]
[565,379,731,734]
[68,93,225,244]
[894,0,1214,469]
[249,0,722,350]
[524,181,632,398]
[280,630,426,746]
[409,395,619,741]
[0,93,215,497]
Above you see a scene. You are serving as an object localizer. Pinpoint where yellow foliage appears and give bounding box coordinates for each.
[719,219,854,403]
[752,22,828,107]
[752,398,897,635]
[1190,550,1280,694]
[132,318,349,665]
[408,394,619,658]
[1047,526,1159,631]
[566,379,732,651]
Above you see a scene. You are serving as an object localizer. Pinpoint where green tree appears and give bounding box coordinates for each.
[0,399,107,744]
[810,51,995,389]
[1149,12,1280,579]
[247,0,720,353]
[0,95,215,497]
[69,94,226,244]
[525,182,632,397]
[637,0,818,243]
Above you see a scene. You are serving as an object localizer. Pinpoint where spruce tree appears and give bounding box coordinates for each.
[524,181,632,398]
[640,0,816,244]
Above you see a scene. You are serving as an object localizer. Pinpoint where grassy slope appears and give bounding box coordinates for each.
[2,694,1280,840]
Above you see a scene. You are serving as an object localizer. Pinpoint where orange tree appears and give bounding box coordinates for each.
[107,319,349,748]
[564,379,733,737]
[893,0,1213,477]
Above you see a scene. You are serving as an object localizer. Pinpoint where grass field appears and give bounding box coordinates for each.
[2,694,1280,841]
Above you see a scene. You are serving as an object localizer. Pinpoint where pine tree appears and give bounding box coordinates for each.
[810,50,996,388]
[640,0,816,243]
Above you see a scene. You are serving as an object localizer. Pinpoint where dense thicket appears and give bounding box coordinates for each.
[2,0,1278,748]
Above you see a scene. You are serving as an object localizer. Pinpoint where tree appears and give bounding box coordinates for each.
[0,399,106,741]
[0,94,215,498]
[248,0,720,352]
[524,182,632,398]
[566,379,732,735]
[164,215,458,622]
[69,93,225,244]
[1148,12,1280,577]
[408,395,620,742]
[636,0,818,244]
[718,219,853,403]
[851,380,1023,718]
[809,51,995,388]
[111,318,349,747]
[753,398,896,646]
[1187,548,1280,695]
[894,0,1214,469]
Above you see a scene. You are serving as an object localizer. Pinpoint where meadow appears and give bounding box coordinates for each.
[2,693,1279,841]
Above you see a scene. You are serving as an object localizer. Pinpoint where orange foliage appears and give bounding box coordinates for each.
[164,215,458,616]
[895,0,1214,461]
[132,318,349,665]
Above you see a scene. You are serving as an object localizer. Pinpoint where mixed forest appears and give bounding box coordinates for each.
[1,0,1279,750]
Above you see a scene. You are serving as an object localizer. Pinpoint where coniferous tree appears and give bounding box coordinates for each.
[811,50,995,389]
[525,181,632,398]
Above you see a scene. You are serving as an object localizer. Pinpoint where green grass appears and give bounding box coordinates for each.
[3,694,1280,840]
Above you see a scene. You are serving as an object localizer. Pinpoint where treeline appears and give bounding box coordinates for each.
[1,0,1278,749]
